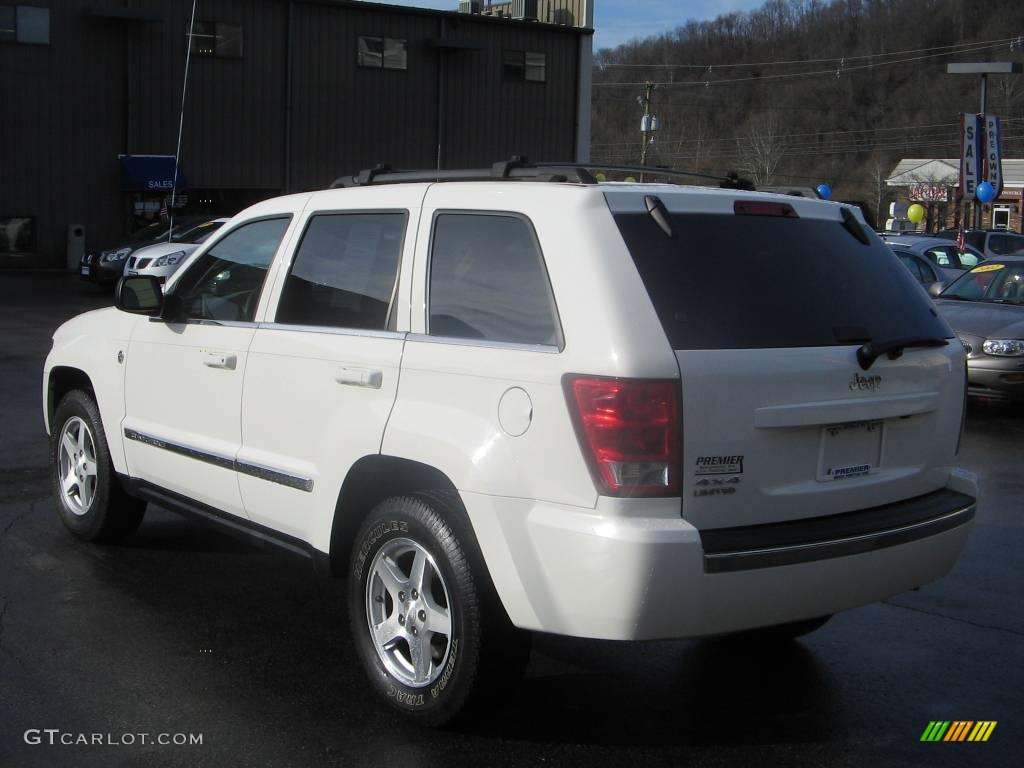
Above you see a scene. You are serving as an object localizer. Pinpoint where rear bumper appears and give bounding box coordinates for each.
[463,470,977,640]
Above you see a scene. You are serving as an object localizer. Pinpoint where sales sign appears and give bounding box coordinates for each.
[984,115,1003,197]
[959,113,981,199]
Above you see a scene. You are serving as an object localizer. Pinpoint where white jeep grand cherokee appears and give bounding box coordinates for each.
[44,162,977,725]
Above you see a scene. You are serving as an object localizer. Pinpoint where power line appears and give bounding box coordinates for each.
[595,36,1022,70]
[593,40,1017,89]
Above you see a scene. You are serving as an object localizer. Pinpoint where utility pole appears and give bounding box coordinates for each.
[638,81,656,181]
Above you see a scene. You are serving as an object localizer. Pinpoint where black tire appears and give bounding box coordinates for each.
[727,615,832,643]
[50,389,146,542]
[348,491,527,726]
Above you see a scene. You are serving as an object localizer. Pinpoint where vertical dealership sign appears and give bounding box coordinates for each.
[984,114,1004,197]
[959,113,981,199]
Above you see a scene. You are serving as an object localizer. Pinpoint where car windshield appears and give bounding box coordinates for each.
[127,218,204,244]
[941,263,1024,305]
[176,220,225,244]
[128,221,170,243]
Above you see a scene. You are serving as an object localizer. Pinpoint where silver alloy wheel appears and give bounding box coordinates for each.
[365,537,453,688]
[58,416,98,516]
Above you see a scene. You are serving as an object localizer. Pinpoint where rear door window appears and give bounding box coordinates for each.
[428,213,561,347]
[276,212,405,330]
[613,211,952,350]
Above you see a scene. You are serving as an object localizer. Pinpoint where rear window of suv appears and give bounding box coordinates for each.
[613,211,952,350]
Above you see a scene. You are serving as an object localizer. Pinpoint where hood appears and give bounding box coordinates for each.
[934,300,1024,339]
[131,241,201,259]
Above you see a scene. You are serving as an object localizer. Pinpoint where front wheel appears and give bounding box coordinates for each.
[348,492,523,726]
[50,389,146,542]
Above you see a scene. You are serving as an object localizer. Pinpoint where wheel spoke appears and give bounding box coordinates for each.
[409,630,433,683]
[409,550,428,595]
[374,556,408,600]
[425,600,451,638]
[61,432,77,462]
[373,615,404,649]
[62,470,78,495]
[76,422,87,453]
[79,477,93,510]
[82,459,97,477]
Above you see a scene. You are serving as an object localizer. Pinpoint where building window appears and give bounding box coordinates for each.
[358,36,407,70]
[0,216,36,253]
[503,50,546,82]
[0,5,50,44]
[186,20,243,58]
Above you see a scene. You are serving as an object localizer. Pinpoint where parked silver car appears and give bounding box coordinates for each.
[124,218,229,283]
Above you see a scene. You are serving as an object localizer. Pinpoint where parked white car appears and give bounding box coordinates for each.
[124,218,229,283]
[43,162,977,725]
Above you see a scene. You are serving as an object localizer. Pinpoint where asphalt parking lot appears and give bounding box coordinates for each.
[1,274,1022,768]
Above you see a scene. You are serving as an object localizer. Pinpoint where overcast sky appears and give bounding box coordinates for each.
[360,1,769,50]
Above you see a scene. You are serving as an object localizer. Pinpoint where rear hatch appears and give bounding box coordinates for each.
[608,190,963,530]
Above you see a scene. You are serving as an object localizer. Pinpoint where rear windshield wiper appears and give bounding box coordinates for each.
[857,336,949,370]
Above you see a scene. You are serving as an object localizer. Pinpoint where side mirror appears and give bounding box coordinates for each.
[928,281,947,298]
[116,276,164,316]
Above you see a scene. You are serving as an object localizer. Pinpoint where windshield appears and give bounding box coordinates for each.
[613,211,952,349]
[941,263,1024,305]
[128,221,170,243]
[176,220,225,244]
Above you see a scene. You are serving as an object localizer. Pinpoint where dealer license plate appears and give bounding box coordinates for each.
[817,420,884,481]
[80,266,90,276]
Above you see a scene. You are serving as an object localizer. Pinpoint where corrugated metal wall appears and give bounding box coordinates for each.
[0,0,582,268]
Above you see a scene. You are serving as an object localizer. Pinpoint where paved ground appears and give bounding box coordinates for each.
[1,274,1021,768]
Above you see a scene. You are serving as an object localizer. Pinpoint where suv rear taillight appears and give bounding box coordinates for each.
[564,375,681,497]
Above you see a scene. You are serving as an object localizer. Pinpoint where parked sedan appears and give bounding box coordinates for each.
[880,234,983,274]
[79,216,209,286]
[933,257,1024,402]
[891,247,951,290]
[124,218,229,283]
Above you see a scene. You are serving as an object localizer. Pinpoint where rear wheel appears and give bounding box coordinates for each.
[50,390,146,542]
[348,492,526,726]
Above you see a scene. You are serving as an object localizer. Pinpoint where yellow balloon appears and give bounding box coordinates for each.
[907,203,926,224]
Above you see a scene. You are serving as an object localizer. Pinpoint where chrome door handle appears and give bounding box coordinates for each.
[203,352,237,370]
[335,367,383,389]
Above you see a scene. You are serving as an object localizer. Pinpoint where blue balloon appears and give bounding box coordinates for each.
[816,183,832,200]
[976,181,996,203]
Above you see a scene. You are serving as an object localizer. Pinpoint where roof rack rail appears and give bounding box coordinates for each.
[328,157,753,190]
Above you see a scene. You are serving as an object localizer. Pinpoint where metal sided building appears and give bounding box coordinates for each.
[0,1,593,269]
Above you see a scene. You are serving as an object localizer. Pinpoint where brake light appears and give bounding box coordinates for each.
[733,200,799,218]
[564,375,681,497]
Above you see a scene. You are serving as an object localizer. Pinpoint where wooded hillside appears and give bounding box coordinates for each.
[591,0,1024,211]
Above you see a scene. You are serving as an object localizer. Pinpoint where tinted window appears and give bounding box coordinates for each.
[988,234,1024,255]
[428,214,560,346]
[614,212,952,350]
[276,213,405,330]
[897,252,925,283]
[172,218,289,322]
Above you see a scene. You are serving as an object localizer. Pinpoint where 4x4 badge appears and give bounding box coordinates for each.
[849,372,882,392]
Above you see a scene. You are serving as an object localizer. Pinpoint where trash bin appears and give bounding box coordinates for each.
[67,224,86,271]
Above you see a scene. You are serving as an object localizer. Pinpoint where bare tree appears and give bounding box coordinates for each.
[736,111,785,185]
